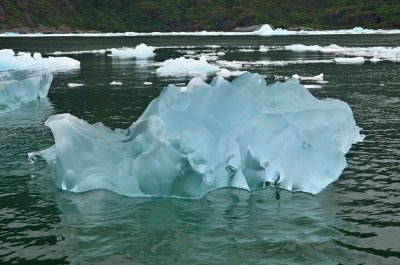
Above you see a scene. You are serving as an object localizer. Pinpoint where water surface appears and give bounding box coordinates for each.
[0,34,399,264]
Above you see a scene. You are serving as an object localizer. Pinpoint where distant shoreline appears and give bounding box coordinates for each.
[1,25,400,37]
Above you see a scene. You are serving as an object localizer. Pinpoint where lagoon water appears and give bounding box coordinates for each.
[0,34,399,264]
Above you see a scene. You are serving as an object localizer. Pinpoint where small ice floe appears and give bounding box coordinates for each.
[216,68,246,77]
[292,73,324,81]
[67,83,84,88]
[143,82,153,85]
[304,84,323,89]
[109,43,155,59]
[110,81,123,85]
[156,56,220,76]
[369,57,381,63]
[334,57,365,64]
[49,49,106,55]
[239,49,256,52]
[259,45,269,52]
[0,49,80,71]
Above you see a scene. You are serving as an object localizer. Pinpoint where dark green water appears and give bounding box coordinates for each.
[0,35,399,264]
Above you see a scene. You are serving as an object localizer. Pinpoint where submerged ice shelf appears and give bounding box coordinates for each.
[0,71,53,114]
[30,73,364,198]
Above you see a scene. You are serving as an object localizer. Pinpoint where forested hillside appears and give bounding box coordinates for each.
[0,0,399,33]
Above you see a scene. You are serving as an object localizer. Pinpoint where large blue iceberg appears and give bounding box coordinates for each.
[30,73,363,198]
[0,71,53,114]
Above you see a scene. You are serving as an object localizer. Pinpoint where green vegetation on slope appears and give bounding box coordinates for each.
[0,0,399,32]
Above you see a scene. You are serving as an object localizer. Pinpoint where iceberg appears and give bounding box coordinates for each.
[30,73,364,198]
[0,71,53,114]
[0,49,80,71]
[255,24,290,36]
[110,44,155,59]
[156,56,220,76]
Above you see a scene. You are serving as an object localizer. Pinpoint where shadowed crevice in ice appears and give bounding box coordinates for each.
[30,73,364,198]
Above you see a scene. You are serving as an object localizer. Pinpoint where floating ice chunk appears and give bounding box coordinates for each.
[0,49,80,71]
[292,73,324,81]
[217,68,246,77]
[255,24,289,36]
[334,57,365,64]
[156,56,220,76]
[216,60,243,69]
[259,45,269,52]
[31,73,363,198]
[369,57,381,63]
[217,59,333,68]
[304,84,322,89]
[110,43,155,59]
[239,49,256,52]
[49,49,106,55]
[285,44,400,61]
[0,71,53,114]
[143,82,153,85]
[68,83,84,88]
[110,81,122,85]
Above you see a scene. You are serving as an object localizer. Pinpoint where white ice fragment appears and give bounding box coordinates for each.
[110,81,122,85]
[32,73,363,198]
[143,82,153,85]
[292,73,324,81]
[255,24,289,36]
[109,43,155,59]
[68,83,84,88]
[304,84,322,89]
[156,56,220,76]
[334,57,365,64]
[217,68,246,77]
[239,49,255,52]
[33,53,42,60]
[259,45,269,52]
[49,49,106,55]
[0,49,80,71]
[285,44,400,61]
[369,57,381,63]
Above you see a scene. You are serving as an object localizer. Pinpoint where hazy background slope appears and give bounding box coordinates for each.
[0,0,399,32]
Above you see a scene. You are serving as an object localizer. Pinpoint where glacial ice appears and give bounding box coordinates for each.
[334,57,365,64]
[0,49,80,71]
[0,71,53,114]
[110,44,155,59]
[30,73,364,198]
[292,73,324,81]
[156,56,220,76]
[255,24,289,36]
[285,44,400,62]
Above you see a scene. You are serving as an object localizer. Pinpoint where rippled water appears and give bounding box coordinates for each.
[0,35,399,264]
